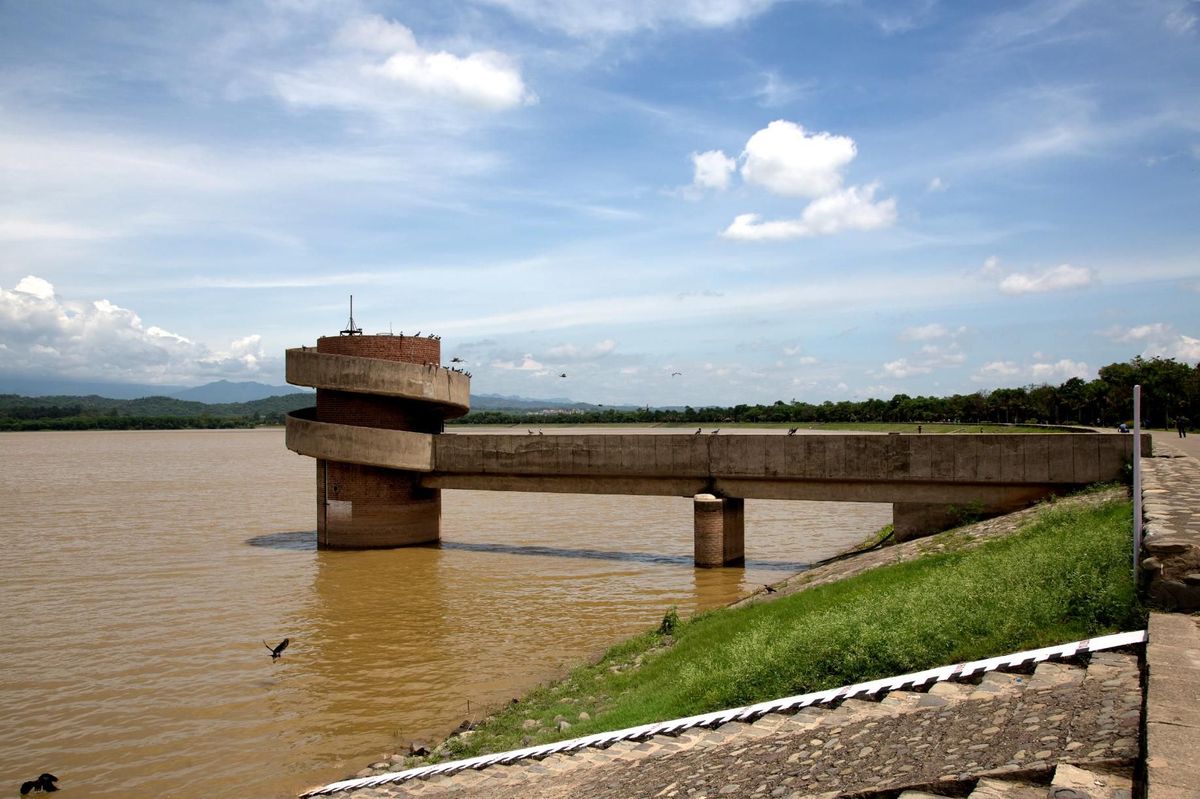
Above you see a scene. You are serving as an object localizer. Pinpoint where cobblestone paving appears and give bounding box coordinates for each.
[1141,437,1200,611]
[331,651,1141,799]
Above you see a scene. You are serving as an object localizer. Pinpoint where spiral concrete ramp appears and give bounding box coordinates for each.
[285,334,469,549]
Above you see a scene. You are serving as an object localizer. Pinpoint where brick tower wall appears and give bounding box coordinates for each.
[316,334,440,365]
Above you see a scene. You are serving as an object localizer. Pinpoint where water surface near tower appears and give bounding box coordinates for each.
[0,428,889,799]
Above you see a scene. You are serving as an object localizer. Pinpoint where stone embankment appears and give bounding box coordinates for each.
[317,648,1142,799]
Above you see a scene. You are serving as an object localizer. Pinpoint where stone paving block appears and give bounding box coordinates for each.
[929,681,975,697]
[968,777,1046,799]
[971,671,1027,699]
[1030,661,1085,688]
[1051,763,1133,799]
[881,690,926,709]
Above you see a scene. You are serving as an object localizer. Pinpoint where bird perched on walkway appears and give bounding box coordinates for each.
[711,429,720,435]
[763,584,777,594]
[787,428,798,436]
[20,774,59,794]
[694,428,702,435]
[264,638,289,661]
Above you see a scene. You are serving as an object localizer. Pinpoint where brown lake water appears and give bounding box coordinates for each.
[0,428,890,798]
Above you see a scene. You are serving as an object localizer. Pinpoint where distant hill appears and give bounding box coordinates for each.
[0,376,190,399]
[0,392,315,430]
[471,393,636,412]
[169,380,309,403]
[0,376,308,402]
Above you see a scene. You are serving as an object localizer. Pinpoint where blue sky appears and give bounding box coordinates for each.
[1,0,1197,405]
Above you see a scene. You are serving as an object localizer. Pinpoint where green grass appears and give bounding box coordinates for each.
[424,495,1141,764]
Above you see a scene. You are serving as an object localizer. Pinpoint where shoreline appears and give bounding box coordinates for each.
[333,489,1122,787]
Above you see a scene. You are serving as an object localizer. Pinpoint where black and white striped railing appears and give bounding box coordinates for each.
[300,629,1147,797]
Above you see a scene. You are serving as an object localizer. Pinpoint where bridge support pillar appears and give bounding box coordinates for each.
[694,494,745,567]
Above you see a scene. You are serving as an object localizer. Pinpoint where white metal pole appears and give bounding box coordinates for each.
[1132,385,1142,579]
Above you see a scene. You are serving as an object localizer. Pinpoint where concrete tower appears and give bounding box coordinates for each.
[285,333,469,549]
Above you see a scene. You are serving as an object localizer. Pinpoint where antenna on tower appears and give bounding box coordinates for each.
[340,295,363,336]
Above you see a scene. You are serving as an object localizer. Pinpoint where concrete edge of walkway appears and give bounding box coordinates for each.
[1145,612,1200,798]
[300,630,1148,798]
[1141,433,1200,798]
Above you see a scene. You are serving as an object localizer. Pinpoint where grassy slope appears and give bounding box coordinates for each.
[433,495,1140,763]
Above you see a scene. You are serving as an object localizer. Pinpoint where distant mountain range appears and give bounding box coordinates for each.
[0,376,310,403]
[0,377,638,412]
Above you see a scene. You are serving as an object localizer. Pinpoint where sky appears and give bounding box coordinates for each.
[1,0,1198,406]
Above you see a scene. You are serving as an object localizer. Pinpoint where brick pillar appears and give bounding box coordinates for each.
[694,494,745,567]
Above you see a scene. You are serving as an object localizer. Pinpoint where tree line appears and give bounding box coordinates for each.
[0,393,313,431]
[453,356,1199,429]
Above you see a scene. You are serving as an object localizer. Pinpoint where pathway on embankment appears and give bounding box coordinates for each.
[1142,432,1200,798]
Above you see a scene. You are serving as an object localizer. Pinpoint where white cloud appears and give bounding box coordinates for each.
[720,183,896,241]
[691,149,737,191]
[544,339,617,361]
[1106,322,1200,364]
[998,263,1097,295]
[490,353,547,372]
[0,276,271,384]
[0,218,117,242]
[753,71,810,107]
[881,358,932,378]
[1030,358,1090,381]
[474,0,777,36]
[972,358,1091,384]
[974,360,1021,379]
[927,176,946,192]
[740,120,857,198]
[273,15,536,116]
[900,323,963,341]
[1111,322,1172,342]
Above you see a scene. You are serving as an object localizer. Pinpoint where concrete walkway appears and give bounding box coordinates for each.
[1141,432,1200,798]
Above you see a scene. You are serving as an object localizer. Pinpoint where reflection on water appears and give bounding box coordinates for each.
[248,530,319,551]
[439,540,812,572]
[1,429,890,799]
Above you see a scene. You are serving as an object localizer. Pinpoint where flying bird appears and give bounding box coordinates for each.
[671,372,682,377]
[264,638,290,661]
[451,357,464,363]
[558,373,567,378]
[20,774,59,794]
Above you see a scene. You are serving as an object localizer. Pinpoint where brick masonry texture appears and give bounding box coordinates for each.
[318,335,441,366]
[317,389,444,433]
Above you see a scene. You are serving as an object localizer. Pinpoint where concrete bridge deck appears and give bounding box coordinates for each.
[284,340,1145,561]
